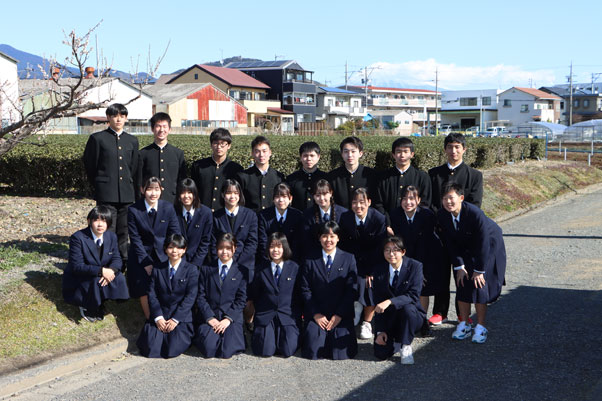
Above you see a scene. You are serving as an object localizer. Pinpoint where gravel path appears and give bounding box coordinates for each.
[4,186,602,401]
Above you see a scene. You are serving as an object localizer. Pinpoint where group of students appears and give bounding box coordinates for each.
[63,103,506,364]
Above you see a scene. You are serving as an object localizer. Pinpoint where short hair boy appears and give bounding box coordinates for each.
[285,141,328,211]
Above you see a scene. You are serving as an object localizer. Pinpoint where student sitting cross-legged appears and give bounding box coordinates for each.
[249,232,301,357]
[193,233,247,358]
[63,205,129,322]
[137,234,199,358]
[372,236,427,365]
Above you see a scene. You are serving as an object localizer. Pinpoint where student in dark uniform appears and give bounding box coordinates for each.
[193,233,247,359]
[328,136,378,209]
[83,103,139,261]
[390,186,447,327]
[302,179,348,256]
[437,183,506,344]
[339,188,387,340]
[428,133,483,326]
[138,112,187,203]
[375,137,431,233]
[300,221,358,360]
[373,236,426,364]
[63,206,129,322]
[257,183,304,264]
[236,135,285,213]
[248,232,301,357]
[127,177,181,319]
[174,178,213,268]
[136,234,199,358]
[190,128,244,212]
[286,141,328,211]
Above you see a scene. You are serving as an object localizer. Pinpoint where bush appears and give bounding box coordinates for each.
[0,134,543,196]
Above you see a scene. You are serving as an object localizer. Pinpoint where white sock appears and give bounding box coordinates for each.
[474,324,486,335]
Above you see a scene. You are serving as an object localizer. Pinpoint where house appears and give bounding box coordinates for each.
[225,60,317,127]
[440,89,502,130]
[165,64,284,128]
[368,109,414,136]
[345,86,440,131]
[20,73,153,134]
[498,87,561,126]
[540,84,602,125]
[0,51,20,127]
[315,86,365,129]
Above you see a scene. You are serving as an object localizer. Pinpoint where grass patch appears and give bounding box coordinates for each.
[0,241,68,272]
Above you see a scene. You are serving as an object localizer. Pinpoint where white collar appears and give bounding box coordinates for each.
[389,262,402,274]
[447,161,463,170]
[355,214,367,225]
[183,207,195,218]
[322,249,337,264]
[219,259,233,271]
[275,208,288,221]
[396,165,411,175]
[404,210,416,222]
[91,230,103,244]
[320,206,332,218]
[169,259,182,272]
[144,200,158,213]
[225,206,239,217]
[271,260,283,275]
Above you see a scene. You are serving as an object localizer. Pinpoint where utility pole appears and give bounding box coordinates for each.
[569,62,573,126]
[435,67,439,136]
[345,61,348,90]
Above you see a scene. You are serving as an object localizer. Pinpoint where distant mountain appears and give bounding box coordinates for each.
[0,44,154,83]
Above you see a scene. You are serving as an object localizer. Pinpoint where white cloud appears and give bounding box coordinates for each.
[349,59,558,90]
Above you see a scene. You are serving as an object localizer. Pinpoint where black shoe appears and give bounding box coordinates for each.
[80,307,97,322]
[95,305,106,321]
[420,320,433,337]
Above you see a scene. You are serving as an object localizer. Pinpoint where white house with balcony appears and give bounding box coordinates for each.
[315,86,365,128]
[0,51,20,127]
[498,87,561,126]
[440,89,502,130]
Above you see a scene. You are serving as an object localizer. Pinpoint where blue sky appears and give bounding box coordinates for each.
[2,0,601,90]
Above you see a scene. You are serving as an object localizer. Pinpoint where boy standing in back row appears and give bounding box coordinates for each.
[428,132,483,326]
[286,141,328,211]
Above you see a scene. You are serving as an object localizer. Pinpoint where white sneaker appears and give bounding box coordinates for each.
[359,321,373,339]
[451,321,471,340]
[400,344,414,365]
[353,302,363,326]
[472,327,488,344]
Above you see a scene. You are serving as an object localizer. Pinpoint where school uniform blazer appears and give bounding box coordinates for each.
[372,257,426,334]
[63,228,122,292]
[429,162,483,211]
[436,201,504,274]
[148,261,199,323]
[250,260,301,327]
[257,206,304,263]
[190,157,244,212]
[138,143,187,203]
[300,249,358,321]
[177,205,213,268]
[374,165,432,225]
[211,207,258,268]
[390,206,437,261]
[285,168,329,211]
[302,204,348,255]
[328,164,379,209]
[196,261,247,324]
[127,199,181,268]
[83,128,139,204]
[338,208,387,277]
[236,165,285,212]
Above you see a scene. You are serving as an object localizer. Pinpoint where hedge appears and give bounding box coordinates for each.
[0,134,544,196]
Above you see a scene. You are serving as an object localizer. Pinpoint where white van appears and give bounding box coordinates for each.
[485,127,506,137]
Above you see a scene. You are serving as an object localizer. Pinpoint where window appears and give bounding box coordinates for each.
[482,97,491,106]
[194,73,198,80]
[574,99,580,108]
[584,99,590,108]
[327,98,333,107]
[520,104,529,113]
[353,100,359,108]
[460,97,478,106]
[503,99,511,107]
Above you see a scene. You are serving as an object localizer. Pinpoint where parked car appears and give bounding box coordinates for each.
[485,126,507,137]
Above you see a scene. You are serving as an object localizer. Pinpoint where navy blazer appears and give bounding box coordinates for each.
[257,206,304,263]
[300,249,358,321]
[148,260,199,323]
[196,261,247,324]
[302,204,348,255]
[176,205,213,267]
[338,208,387,277]
[372,257,426,334]
[390,206,440,261]
[436,201,504,273]
[211,207,258,269]
[127,199,181,268]
[249,260,301,327]
[63,227,122,291]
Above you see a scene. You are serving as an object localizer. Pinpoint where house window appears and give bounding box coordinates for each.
[560,101,564,110]
[194,73,198,80]
[584,99,590,108]
[520,104,529,113]
[460,97,478,106]
[503,99,511,107]
[353,100,359,108]
[327,99,333,107]
[574,99,580,108]
[482,97,491,106]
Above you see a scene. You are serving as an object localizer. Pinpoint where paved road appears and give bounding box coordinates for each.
[4,187,602,401]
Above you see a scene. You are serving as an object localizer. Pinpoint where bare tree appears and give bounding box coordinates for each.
[0,22,167,156]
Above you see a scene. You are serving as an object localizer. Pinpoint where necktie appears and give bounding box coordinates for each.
[323,213,330,221]
[326,255,333,274]
[274,264,282,283]
[391,270,399,288]
[149,208,156,224]
[169,266,176,281]
[186,211,192,225]
[453,217,460,231]
[220,265,227,282]
[408,219,413,226]
[358,220,364,230]
[278,216,284,226]
[96,238,103,258]
[227,212,236,230]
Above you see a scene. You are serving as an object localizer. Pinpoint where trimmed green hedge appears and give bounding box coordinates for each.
[0,134,544,195]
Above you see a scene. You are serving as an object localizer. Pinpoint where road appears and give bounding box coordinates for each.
[3,186,602,401]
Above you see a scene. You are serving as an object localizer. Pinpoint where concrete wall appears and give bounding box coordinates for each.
[0,54,20,124]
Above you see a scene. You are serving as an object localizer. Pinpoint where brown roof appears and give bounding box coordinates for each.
[267,107,294,114]
[512,87,561,100]
[168,64,270,90]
